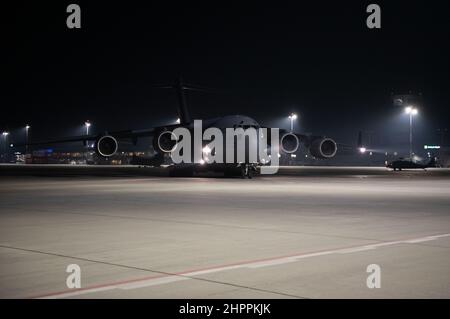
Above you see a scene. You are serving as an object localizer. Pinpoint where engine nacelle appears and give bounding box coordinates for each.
[95,135,118,157]
[153,130,177,153]
[280,133,300,153]
[309,137,337,159]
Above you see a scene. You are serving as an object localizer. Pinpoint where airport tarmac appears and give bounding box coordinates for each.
[0,165,450,298]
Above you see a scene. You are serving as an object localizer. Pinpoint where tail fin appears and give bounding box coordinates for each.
[175,76,191,125]
[150,76,191,125]
[357,131,363,148]
[151,76,218,125]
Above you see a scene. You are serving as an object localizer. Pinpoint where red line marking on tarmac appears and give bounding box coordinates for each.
[29,232,450,299]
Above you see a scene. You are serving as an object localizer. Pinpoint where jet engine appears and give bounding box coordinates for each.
[280,133,300,153]
[309,137,337,159]
[95,135,118,157]
[153,130,177,153]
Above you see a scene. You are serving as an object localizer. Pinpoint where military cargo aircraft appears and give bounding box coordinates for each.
[13,77,337,177]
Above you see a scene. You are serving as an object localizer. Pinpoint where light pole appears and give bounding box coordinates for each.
[25,125,30,154]
[84,121,91,164]
[288,113,298,132]
[85,121,91,136]
[405,106,418,159]
[2,132,9,162]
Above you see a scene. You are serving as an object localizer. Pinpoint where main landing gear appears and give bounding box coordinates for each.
[240,163,258,179]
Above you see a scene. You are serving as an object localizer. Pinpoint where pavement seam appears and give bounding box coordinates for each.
[0,244,306,299]
[2,232,449,299]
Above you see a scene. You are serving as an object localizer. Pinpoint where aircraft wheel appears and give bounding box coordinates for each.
[247,165,255,179]
[238,165,247,179]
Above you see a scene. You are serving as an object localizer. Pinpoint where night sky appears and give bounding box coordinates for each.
[4,1,450,152]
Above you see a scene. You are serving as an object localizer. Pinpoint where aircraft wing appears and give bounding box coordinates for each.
[11,125,177,147]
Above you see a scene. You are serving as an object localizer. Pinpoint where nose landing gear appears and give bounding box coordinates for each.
[240,163,257,179]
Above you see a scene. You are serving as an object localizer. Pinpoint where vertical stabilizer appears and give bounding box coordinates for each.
[175,76,191,124]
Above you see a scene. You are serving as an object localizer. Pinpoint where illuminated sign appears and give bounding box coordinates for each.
[424,145,440,149]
